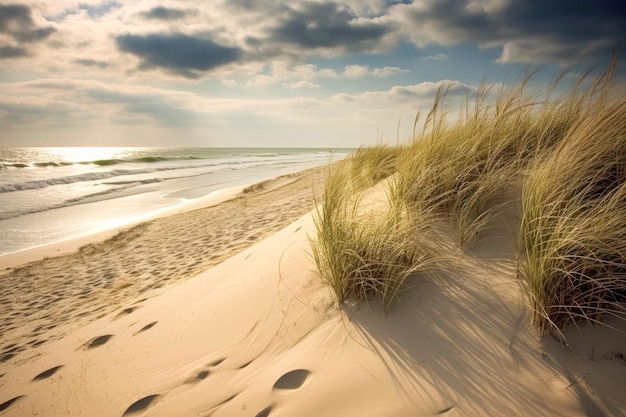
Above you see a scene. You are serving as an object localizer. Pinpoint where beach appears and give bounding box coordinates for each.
[1,1,624,415]
[1,165,625,416]
[0,165,328,364]
[0,147,347,255]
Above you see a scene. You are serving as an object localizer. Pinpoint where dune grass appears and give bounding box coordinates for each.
[310,160,434,312]
[348,144,402,188]
[520,93,626,336]
[393,73,570,247]
[311,61,625,335]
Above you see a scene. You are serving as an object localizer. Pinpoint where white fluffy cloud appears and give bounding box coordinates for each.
[332,80,475,103]
[343,64,409,78]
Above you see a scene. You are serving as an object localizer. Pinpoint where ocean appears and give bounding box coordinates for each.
[0,147,349,256]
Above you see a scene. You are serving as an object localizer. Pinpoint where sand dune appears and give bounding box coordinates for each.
[1,171,625,416]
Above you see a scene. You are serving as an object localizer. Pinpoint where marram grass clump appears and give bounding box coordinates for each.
[393,70,596,247]
[312,62,625,335]
[520,93,626,336]
[310,160,434,312]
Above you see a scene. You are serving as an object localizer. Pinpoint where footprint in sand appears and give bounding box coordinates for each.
[0,396,24,412]
[272,369,311,391]
[32,365,64,381]
[80,334,113,350]
[436,405,456,415]
[0,344,25,363]
[182,357,226,385]
[255,405,273,417]
[133,321,157,336]
[183,369,210,384]
[252,370,311,417]
[208,358,225,367]
[237,360,254,369]
[122,394,160,416]
[113,306,140,320]
[30,339,47,347]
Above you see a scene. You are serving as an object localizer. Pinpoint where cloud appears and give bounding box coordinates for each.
[372,66,410,77]
[78,1,121,18]
[0,74,480,147]
[85,88,204,126]
[0,45,28,58]
[74,58,110,68]
[2,0,624,148]
[419,53,448,61]
[332,79,474,103]
[116,33,243,78]
[285,80,320,89]
[268,2,391,52]
[343,64,370,78]
[0,79,213,128]
[0,4,56,59]
[391,0,625,64]
[1,0,622,79]
[0,4,33,33]
[140,7,191,20]
[343,64,409,77]
[223,63,338,86]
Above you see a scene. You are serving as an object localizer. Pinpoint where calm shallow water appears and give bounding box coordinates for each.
[0,147,349,255]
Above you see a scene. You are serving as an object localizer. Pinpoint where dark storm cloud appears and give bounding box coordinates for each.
[269,2,390,50]
[116,33,243,78]
[0,4,56,59]
[504,0,624,44]
[141,7,190,20]
[399,0,626,63]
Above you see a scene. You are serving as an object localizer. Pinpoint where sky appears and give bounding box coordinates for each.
[0,0,625,148]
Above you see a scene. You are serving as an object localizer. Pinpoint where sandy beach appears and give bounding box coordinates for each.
[1,1,623,415]
[1,166,625,417]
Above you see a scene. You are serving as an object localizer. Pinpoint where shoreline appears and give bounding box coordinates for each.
[0,151,345,257]
[0,164,330,365]
[0,185,246,270]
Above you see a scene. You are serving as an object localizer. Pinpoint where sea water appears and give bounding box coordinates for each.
[0,147,349,256]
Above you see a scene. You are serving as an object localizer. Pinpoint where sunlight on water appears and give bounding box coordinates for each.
[42,147,141,163]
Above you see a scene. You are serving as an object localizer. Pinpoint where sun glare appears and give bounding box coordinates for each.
[43,147,135,163]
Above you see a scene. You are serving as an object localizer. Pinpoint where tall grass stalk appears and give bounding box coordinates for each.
[520,93,626,335]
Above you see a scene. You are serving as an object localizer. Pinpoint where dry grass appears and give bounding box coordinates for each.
[310,160,434,312]
[311,60,626,335]
[348,144,402,187]
[520,91,626,336]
